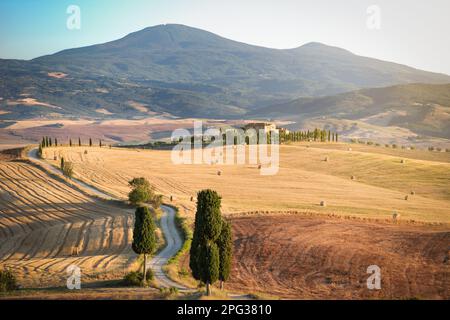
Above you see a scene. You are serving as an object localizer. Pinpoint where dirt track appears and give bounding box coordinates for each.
[227,214,450,299]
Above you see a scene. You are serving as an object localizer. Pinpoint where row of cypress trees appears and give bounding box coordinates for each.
[281,128,338,143]
[39,136,101,148]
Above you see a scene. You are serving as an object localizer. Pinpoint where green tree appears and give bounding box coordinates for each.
[132,206,157,286]
[60,157,65,170]
[217,220,232,290]
[99,139,102,147]
[89,138,92,147]
[78,137,81,146]
[69,139,72,147]
[190,189,223,295]
[128,177,161,208]
[54,138,58,146]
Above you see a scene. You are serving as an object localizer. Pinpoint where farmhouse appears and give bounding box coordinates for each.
[244,122,277,133]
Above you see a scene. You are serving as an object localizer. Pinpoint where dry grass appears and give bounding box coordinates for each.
[42,144,450,223]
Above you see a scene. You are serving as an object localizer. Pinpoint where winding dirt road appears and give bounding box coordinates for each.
[27,147,187,290]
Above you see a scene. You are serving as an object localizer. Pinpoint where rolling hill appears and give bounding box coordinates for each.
[1,24,449,121]
[254,83,450,140]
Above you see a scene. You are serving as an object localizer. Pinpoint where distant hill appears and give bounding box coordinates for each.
[253,83,450,139]
[1,24,450,120]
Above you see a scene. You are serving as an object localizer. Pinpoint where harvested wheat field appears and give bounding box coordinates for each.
[226,214,449,299]
[42,144,450,223]
[0,154,135,288]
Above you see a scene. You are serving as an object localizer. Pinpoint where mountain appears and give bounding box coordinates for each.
[1,24,450,121]
[253,83,450,139]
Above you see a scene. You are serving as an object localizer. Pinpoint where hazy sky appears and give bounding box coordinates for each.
[1,0,449,75]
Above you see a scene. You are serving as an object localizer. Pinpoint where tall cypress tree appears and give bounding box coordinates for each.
[89,138,92,147]
[190,189,223,295]
[217,220,232,290]
[78,137,81,146]
[69,139,72,147]
[132,206,157,286]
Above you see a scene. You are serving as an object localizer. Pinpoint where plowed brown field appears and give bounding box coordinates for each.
[227,214,449,299]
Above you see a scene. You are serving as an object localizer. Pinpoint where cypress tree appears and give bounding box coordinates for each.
[190,189,223,296]
[69,139,72,147]
[54,138,58,146]
[328,130,331,142]
[49,137,52,147]
[78,137,81,147]
[38,143,43,158]
[99,139,102,147]
[132,206,157,286]
[89,138,92,147]
[60,157,65,170]
[42,137,46,148]
[336,133,339,142]
[217,220,232,290]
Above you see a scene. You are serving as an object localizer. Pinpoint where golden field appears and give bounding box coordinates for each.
[41,143,450,223]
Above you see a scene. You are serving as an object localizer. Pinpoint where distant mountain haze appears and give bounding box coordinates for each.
[0,24,449,123]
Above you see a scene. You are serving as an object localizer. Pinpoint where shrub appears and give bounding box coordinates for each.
[159,287,179,298]
[428,146,435,151]
[122,270,153,287]
[446,149,450,153]
[0,269,18,292]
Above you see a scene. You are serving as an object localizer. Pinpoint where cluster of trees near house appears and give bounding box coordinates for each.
[186,127,338,146]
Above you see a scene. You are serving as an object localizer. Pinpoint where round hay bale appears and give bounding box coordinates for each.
[400,159,405,164]
[410,191,415,195]
[320,201,326,207]
[217,170,222,176]
[324,156,329,162]
[351,175,356,180]
[404,195,409,200]
[84,150,88,155]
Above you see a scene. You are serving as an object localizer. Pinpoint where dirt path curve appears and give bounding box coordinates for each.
[27,147,188,290]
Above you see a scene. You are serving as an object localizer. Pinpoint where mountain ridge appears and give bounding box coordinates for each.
[1,24,449,123]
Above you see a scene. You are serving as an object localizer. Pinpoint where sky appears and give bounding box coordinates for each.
[0,0,449,75]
